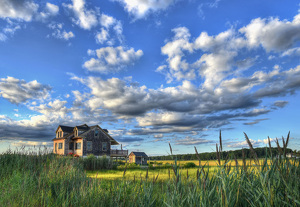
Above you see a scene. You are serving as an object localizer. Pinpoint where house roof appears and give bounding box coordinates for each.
[130,151,148,157]
[75,125,89,131]
[57,125,74,133]
[52,131,74,141]
[54,124,119,145]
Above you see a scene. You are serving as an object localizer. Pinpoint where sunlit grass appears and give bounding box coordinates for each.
[1,131,299,206]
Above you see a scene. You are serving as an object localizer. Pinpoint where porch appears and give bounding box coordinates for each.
[110,149,128,157]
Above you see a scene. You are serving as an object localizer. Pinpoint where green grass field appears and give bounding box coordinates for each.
[1,133,299,206]
[87,167,218,181]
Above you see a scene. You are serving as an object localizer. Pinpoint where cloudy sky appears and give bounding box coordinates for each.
[0,0,299,155]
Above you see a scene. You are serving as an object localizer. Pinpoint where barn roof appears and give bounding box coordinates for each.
[131,151,148,157]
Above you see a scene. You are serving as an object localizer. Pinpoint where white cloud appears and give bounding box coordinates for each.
[0,33,7,41]
[64,0,98,30]
[96,14,124,45]
[48,23,75,41]
[282,47,300,56]
[227,137,277,148]
[113,0,178,19]
[95,28,109,44]
[0,0,39,22]
[239,14,300,51]
[100,14,116,28]
[0,76,51,104]
[159,12,300,88]
[37,2,59,21]
[83,46,143,73]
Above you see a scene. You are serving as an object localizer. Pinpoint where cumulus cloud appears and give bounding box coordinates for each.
[227,137,278,148]
[63,0,98,30]
[96,14,124,45]
[159,13,300,88]
[83,46,143,73]
[37,2,59,21]
[48,23,75,41]
[239,14,300,51]
[113,0,178,19]
[0,0,39,22]
[0,76,51,104]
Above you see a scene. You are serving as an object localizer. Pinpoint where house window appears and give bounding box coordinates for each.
[102,142,107,151]
[75,130,78,137]
[58,143,63,149]
[94,129,99,137]
[75,142,81,150]
[55,143,57,152]
[87,141,92,151]
[69,142,74,150]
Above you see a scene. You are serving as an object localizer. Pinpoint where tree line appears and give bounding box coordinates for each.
[149,147,294,160]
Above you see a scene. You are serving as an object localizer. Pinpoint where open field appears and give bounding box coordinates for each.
[87,158,298,181]
[87,167,218,181]
[1,133,299,206]
[149,159,271,166]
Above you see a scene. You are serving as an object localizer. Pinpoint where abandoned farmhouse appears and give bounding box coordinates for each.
[52,124,128,157]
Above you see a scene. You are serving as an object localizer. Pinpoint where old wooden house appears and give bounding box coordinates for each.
[52,124,128,157]
[128,151,148,165]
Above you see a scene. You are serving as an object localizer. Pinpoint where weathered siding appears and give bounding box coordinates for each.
[82,128,111,156]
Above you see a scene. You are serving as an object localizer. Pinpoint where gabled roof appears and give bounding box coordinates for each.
[61,124,119,145]
[130,151,148,157]
[56,125,74,133]
[90,125,119,145]
[75,125,89,131]
[52,131,74,141]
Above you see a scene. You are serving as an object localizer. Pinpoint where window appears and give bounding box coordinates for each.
[74,130,78,137]
[58,143,63,149]
[55,143,57,152]
[87,141,92,151]
[102,142,107,151]
[94,129,99,137]
[75,142,81,150]
[69,142,74,150]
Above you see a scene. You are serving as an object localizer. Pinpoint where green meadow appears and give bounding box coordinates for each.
[0,133,299,206]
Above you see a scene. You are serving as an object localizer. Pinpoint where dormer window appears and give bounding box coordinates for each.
[57,131,63,138]
[75,129,78,137]
[95,129,99,137]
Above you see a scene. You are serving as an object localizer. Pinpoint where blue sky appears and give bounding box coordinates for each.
[0,0,300,155]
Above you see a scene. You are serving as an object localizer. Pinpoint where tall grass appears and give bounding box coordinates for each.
[0,132,299,206]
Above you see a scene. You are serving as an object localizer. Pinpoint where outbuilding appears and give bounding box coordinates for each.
[128,151,148,165]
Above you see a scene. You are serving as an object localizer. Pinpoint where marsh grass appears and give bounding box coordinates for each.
[0,131,299,206]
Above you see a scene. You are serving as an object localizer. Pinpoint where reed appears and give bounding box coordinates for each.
[0,131,299,207]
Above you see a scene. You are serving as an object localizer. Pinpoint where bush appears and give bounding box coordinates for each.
[183,162,196,168]
[81,155,116,170]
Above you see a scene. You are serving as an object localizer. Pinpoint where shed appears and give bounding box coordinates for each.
[128,151,148,165]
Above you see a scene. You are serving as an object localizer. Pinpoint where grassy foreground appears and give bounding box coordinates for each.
[0,133,299,206]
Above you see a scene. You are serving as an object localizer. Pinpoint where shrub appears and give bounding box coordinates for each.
[183,162,196,168]
[81,155,116,170]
